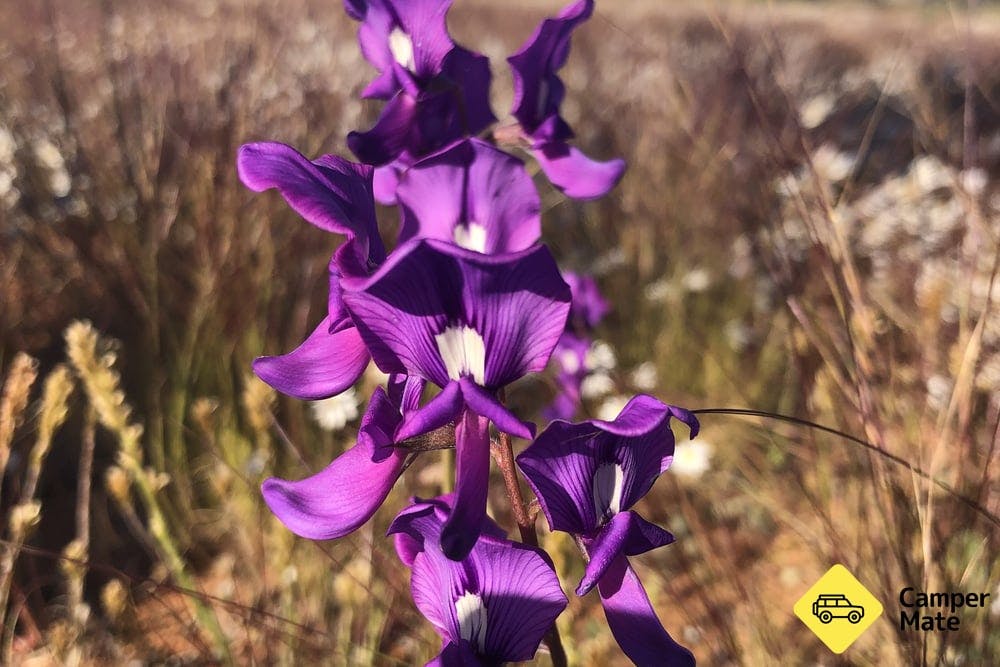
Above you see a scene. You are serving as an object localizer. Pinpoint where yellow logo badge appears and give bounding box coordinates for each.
[794,564,884,654]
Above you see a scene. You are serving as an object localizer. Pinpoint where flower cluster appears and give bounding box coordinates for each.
[240,1,696,664]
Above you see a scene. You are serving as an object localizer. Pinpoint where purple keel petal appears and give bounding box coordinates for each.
[597,555,695,667]
[252,317,370,400]
[390,494,506,567]
[579,511,674,596]
[262,387,406,539]
[397,139,541,254]
[440,408,491,560]
[237,143,381,251]
[533,142,626,200]
[395,381,463,442]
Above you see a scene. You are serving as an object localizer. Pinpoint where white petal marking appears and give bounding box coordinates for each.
[453,222,488,253]
[592,462,624,522]
[435,325,486,385]
[455,592,487,652]
[388,28,415,71]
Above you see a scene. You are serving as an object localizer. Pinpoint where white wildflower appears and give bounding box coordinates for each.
[925,374,952,412]
[309,388,359,432]
[630,362,658,391]
[671,438,712,479]
[585,340,616,371]
[681,267,711,293]
[580,372,615,399]
[596,395,630,422]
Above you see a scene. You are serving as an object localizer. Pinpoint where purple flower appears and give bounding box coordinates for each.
[237,142,386,399]
[544,332,590,421]
[342,239,571,558]
[388,495,567,666]
[507,0,625,200]
[345,0,495,198]
[564,271,609,330]
[516,395,698,666]
[262,374,424,540]
[396,139,541,254]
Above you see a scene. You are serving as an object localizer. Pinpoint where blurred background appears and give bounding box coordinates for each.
[1,0,998,664]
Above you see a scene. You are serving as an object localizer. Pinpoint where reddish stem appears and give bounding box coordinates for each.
[495,430,568,667]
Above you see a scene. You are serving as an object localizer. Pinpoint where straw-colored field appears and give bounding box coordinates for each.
[1,0,998,664]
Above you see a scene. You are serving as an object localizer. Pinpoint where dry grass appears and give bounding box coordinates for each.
[1,0,998,665]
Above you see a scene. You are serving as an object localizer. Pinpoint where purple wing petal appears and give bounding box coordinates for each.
[533,142,626,200]
[459,379,534,440]
[440,408,491,560]
[597,555,695,667]
[470,535,568,662]
[252,317,370,400]
[395,381,463,442]
[397,139,540,254]
[578,511,674,596]
[237,143,381,250]
[261,387,406,539]
[508,0,593,134]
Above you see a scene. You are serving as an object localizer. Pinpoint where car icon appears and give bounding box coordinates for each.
[812,594,865,624]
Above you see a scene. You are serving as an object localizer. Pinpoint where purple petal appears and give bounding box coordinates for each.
[440,408,491,560]
[342,239,571,390]
[356,0,454,85]
[390,494,506,567]
[342,0,365,21]
[261,387,406,539]
[252,317,370,400]
[395,381,463,442]
[373,163,404,204]
[516,419,602,535]
[533,142,626,200]
[578,511,674,596]
[427,641,483,667]
[439,47,496,139]
[508,0,593,134]
[597,555,695,667]
[397,139,541,254]
[348,92,420,167]
[543,388,580,422]
[564,272,610,329]
[391,498,567,664]
[237,143,382,257]
[459,379,534,440]
[469,535,567,662]
[518,395,688,535]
